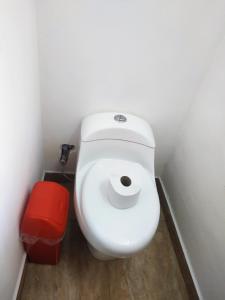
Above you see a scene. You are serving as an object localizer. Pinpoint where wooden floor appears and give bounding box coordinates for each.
[20,181,189,300]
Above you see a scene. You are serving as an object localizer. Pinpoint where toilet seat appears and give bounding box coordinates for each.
[81,159,160,257]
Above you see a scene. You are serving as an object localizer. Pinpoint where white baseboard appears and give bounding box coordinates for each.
[41,170,46,180]
[13,171,45,299]
[43,170,75,175]
[12,253,26,300]
[157,177,203,300]
[13,175,202,300]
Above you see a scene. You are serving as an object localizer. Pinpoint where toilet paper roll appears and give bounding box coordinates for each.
[107,174,141,209]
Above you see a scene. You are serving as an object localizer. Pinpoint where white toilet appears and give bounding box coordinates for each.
[74,112,160,260]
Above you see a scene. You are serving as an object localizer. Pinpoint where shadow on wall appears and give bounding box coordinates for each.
[162,36,225,300]
[37,0,225,175]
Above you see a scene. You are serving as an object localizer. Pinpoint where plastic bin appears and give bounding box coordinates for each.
[20,181,69,265]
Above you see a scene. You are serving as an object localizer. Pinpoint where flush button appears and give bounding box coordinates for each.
[114,114,127,123]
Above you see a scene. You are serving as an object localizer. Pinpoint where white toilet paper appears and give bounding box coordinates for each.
[108,174,141,209]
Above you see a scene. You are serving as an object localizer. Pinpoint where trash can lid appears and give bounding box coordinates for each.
[21,181,69,240]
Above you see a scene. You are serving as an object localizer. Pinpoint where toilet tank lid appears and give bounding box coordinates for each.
[81,112,156,148]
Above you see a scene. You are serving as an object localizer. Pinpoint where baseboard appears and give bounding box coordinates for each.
[44,170,75,175]
[14,171,46,299]
[156,177,202,300]
[15,172,201,300]
[41,170,46,181]
[13,253,27,300]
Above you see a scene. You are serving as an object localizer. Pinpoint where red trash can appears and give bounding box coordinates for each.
[20,181,69,265]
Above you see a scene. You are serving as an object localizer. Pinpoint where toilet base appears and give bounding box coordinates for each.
[87,243,115,261]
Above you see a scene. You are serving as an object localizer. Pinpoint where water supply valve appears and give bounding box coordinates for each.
[59,144,75,165]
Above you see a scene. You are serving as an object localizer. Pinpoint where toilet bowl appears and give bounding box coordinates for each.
[74,112,160,260]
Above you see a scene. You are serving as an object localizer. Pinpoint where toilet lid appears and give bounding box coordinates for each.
[81,159,160,255]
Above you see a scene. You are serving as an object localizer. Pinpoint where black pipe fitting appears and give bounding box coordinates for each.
[59,144,75,165]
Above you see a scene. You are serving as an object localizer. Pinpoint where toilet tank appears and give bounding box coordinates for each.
[81,112,155,148]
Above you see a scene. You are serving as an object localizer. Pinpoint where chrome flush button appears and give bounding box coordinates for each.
[114,114,127,122]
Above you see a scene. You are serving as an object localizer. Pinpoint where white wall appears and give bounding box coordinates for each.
[0,1,43,299]
[162,36,225,299]
[36,0,225,175]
